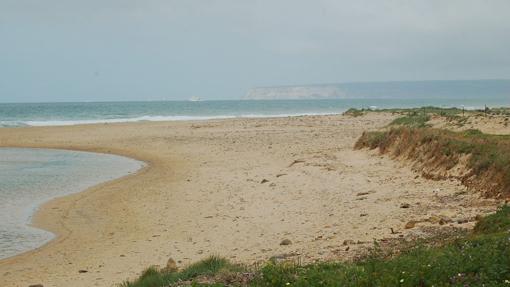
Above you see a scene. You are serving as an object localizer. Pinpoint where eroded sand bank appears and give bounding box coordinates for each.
[0,114,497,287]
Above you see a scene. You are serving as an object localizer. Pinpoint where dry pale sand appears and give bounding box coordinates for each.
[0,114,499,287]
[429,113,510,135]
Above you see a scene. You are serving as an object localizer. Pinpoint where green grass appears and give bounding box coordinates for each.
[254,220,510,286]
[119,256,244,287]
[121,206,510,286]
[475,205,510,234]
[346,106,510,128]
[385,107,471,128]
[343,108,366,117]
[389,111,431,128]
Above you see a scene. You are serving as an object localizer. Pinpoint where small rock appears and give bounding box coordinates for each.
[360,213,368,217]
[280,239,292,245]
[29,285,44,287]
[439,216,452,225]
[356,192,370,196]
[78,270,88,273]
[457,218,469,224]
[342,239,355,245]
[400,203,411,209]
[428,215,441,224]
[405,221,416,229]
[166,258,178,272]
[260,179,269,184]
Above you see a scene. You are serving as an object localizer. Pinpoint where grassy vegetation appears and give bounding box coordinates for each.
[120,256,244,287]
[355,126,510,197]
[343,108,366,117]
[121,206,510,286]
[254,212,510,286]
[486,108,510,117]
[345,106,510,128]
[475,205,510,234]
[389,111,431,128]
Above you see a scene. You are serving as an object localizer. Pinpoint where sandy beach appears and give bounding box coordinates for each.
[0,114,498,287]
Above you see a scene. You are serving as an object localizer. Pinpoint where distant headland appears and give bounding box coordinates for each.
[244,79,510,100]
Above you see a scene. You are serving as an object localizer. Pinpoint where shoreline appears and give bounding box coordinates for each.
[0,115,499,287]
[3,101,508,128]
[0,147,146,261]
[1,112,344,128]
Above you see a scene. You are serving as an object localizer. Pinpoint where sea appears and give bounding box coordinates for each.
[0,148,143,260]
[1,97,509,127]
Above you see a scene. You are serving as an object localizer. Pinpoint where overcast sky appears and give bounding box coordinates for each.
[1,0,509,102]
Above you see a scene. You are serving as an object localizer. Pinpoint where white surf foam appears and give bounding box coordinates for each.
[8,112,340,127]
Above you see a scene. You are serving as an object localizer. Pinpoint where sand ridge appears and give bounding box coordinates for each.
[0,114,498,287]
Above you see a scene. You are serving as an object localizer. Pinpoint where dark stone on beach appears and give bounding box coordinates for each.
[280,239,292,245]
[260,179,269,184]
[78,270,88,273]
[457,218,469,224]
[405,221,417,229]
[400,203,411,208]
[342,239,355,245]
[439,216,452,225]
[166,258,178,272]
[29,285,44,287]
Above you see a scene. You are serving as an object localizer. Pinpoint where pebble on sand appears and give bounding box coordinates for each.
[405,221,416,229]
[166,258,178,272]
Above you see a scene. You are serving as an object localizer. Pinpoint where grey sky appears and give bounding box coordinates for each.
[1,0,509,102]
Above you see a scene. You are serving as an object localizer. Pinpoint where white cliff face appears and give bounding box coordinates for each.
[245,86,346,100]
[243,80,510,100]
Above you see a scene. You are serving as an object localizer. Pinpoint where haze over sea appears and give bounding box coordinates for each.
[2,80,509,127]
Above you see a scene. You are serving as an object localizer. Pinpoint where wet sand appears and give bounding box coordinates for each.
[0,114,497,287]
